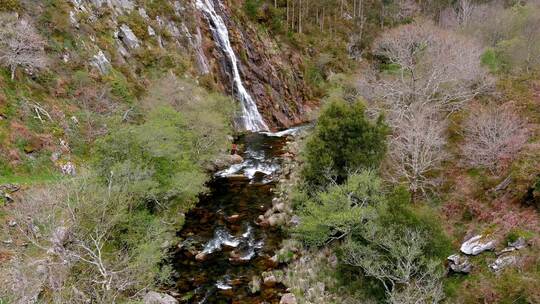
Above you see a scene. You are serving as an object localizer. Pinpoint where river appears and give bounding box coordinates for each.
[174,130,300,303]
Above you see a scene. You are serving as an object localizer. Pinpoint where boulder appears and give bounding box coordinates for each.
[289,215,301,227]
[447,254,472,274]
[508,237,527,250]
[228,154,244,164]
[262,272,277,287]
[61,162,76,176]
[274,202,286,213]
[460,235,496,255]
[248,276,261,294]
[280,293,297,304]
[143,291,178,304]
[118,24,140,50]
[195,252,208,262]
[225,214,241,223]
[90,50,111,75]
[489,254,517,272]
[267,214,284,227]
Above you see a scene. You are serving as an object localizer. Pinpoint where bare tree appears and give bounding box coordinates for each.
[386,104,448,194]
[1,177,146,303]
[359,21,492,113]
[342,225,445,304]
[0,13,47,79]
[462,103,528,173]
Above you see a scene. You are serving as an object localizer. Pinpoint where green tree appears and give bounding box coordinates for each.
[293,170,383,246]
[94,106,207,210]
[301,100,387,189]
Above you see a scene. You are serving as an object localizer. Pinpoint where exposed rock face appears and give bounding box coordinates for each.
[197,4,313,130]
[118,24,140,50]
[460,235,496,255]
[489,254,518,272]
[508,237,527,250]
[143,291,178,304]
[90,50,111,75]
[447,254,472,274]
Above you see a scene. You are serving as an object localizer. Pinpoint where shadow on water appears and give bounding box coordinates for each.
[174,132,289,303]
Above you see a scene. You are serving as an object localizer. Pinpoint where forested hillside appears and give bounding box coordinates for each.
[0,0,538,303]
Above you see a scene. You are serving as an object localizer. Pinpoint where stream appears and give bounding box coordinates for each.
[174,130,300,303]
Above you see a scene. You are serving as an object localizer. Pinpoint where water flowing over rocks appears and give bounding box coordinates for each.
[175,130,301,302]
[196,0,268,132]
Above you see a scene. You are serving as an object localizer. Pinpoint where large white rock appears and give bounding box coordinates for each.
[118,24,140,50]
[143,291,178,304]
[90,50,111,75]
[460,235,496,255]
[489,254,517,272]
[447,254,472,274]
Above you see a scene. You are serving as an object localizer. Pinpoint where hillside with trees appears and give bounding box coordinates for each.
[0,0,539,303]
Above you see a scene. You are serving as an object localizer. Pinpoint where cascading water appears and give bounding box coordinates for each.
[196,0,269,132]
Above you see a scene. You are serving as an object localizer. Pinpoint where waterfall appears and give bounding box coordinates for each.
[196,0,269,132]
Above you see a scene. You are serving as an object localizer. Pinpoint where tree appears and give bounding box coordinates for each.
[359,20,491,112]
[94,106,208,206]
[462,103,528,173]
[293,170,383,246]
[0,13,47,79]
[341,227,445,304]
[460,1,540,74]
[387,104,448,194]
[141,74,234,164]
[301,100,387,189]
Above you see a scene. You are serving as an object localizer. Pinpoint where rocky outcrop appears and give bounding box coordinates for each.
[118,24,140,50]
[460,235,496,255]
[447,254,472,274]
[489,254,518,272]
[90,50,111,75]
[197,3,314,130]
[143,291,178,304]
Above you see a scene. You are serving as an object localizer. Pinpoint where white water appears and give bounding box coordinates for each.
[196,0,269,132]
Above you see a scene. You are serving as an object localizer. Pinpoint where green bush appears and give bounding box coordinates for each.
[301,100,387,189]
[243,0,263,20]
[293,170,383,246]
[94,106,207,209]
[481,48,505,73]
[106,70,135,103]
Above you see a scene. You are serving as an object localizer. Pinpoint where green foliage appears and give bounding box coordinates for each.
[119,11,149,41]
[94,106,207,208]
[301,100,387,189]
[294,169,450,302]
[243,0,263,20]
[376,187,452,259]
[481,48,504,73]
[141,74,234,163]
[293,171,383,246]
[105,70,135,103]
